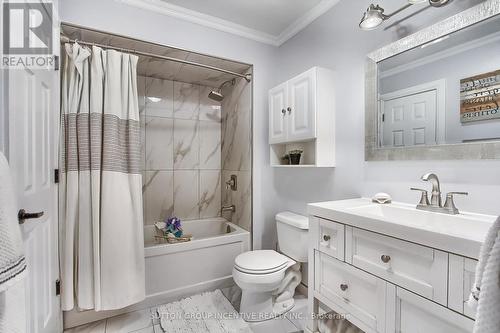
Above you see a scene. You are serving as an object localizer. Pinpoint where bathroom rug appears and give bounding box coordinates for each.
[156,289,252,332]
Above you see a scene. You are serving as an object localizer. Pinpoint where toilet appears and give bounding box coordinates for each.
[232,211,309,322]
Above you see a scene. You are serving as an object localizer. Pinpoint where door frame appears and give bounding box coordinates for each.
[379,79,446,146]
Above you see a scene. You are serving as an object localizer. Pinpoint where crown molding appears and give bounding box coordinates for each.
[116,0,339,47]
[276,0,341,46]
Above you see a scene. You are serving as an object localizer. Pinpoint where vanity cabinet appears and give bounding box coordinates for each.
[269,67,335,167]
[308,217,478,333]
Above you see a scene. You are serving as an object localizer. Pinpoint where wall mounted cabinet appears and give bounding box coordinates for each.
[269,67,335,167]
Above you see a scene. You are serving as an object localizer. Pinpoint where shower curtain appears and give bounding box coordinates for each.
[59,42,145,311]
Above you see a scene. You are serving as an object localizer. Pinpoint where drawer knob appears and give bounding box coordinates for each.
[340,284,348,291]
[381,255,391,263]
[323,234,331,241]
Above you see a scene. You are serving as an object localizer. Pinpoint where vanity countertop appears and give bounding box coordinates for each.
[308,198,497,259]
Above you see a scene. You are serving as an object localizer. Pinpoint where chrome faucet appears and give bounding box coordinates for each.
[221,204,236,213]
[411,173,468,215]
[421,173,442,207]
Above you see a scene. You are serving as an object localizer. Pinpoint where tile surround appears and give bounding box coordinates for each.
[221,77,253,232]
[173,82,199,120]
[173,119,200,169]
[140,75,251,231]
[140,76,222,224]
[173,170,200,220]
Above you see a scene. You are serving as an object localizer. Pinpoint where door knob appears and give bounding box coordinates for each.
[281,108,286,115]
[287,107,292,114]
[340,284,348,291]
[18,209,44,224]
[323,234,331,241]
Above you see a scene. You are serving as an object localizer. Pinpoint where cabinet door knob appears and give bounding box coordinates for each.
[323,234,331,241]
[340,284,348,291]
[381,255,391,263]
[287,107,292,114]
[281,108,286,115]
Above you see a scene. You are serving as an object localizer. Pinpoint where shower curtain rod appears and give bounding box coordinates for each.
[60,35,252,82]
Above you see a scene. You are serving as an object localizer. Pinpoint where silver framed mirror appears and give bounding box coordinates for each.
[365,0,500,161]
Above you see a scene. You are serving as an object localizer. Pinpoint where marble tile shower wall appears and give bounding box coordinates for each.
[221,77,252,232]
[138,76,223,224]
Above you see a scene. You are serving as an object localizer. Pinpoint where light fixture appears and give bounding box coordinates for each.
[359,4,387,30]
[359,3,412,30]
[360,0,451,31]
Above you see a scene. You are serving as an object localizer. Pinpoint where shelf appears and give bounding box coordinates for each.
[272,164,333,168]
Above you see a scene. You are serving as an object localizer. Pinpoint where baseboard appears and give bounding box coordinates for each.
[63,276,235,329]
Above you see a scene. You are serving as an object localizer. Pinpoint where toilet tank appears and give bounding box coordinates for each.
[276,212,309,262]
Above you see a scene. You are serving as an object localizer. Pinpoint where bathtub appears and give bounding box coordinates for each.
[64,217,249,329]
[143,217,250,306]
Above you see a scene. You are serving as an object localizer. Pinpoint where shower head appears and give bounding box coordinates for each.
[208,78,236,102]
[208,90,224,102]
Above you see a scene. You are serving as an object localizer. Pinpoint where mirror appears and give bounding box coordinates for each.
[365,1,500,160]
[378,14,500,147]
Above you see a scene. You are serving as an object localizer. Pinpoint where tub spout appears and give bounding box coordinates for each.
[221,204,236,213]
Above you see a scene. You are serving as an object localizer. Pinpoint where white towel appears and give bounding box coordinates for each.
[469,216,500,333]
[0,152,27,333]
[0,152,26,291]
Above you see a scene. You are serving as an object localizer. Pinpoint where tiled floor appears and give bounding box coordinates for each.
[64,306,302,333]
[64,308,161,333]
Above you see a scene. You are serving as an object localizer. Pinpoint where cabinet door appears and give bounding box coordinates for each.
[449,254,477,319]
[387,288,474,333]
[288,68,316,141]
[269,82,288,144]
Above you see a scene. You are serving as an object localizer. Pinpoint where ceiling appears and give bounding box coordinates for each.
[118,0,341,46]
[61,24,252,88]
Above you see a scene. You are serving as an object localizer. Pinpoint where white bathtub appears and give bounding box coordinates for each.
[64,217,249,329]
[143,217,250,306]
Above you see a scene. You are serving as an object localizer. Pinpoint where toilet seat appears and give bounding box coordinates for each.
[234,250,293,275]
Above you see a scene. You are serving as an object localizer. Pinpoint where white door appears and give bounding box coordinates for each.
[7,11,62,332]
[287,68,316,142]
[381,90,437,147]
[269,82,288,144]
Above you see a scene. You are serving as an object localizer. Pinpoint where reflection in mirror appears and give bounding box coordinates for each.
[377,14,500,148]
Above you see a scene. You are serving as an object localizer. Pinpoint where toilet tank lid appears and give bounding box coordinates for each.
[276,211,309,230]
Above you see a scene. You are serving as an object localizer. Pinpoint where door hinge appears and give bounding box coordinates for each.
[55,279,61,296]
[54,55,60,71]
[382,113,385,122]
[54,169,59,184]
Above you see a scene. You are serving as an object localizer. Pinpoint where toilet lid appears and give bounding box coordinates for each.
[234,250,293,274]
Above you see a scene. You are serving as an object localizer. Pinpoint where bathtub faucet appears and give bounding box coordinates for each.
[221,204,236,213]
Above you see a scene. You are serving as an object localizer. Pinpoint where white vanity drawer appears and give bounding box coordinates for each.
[386,287,474,333]
[345,227,448,305]
[314,251,387,333]
[449,254,477,319]
[317,218,344,261]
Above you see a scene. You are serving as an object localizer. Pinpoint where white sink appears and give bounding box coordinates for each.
[308,198,497,258]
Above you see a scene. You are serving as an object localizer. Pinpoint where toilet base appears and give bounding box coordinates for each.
[240,290,295,322]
